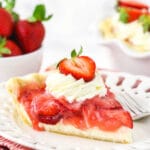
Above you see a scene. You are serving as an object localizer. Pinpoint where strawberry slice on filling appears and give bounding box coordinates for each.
[31,94,64,124]
[58,48,96,82]
[81,97,132,131]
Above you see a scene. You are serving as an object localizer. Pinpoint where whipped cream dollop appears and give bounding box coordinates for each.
[45,70,107,102]
[108,14,150,52]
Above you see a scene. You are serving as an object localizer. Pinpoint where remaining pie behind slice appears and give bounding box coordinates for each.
[6,48,133,143]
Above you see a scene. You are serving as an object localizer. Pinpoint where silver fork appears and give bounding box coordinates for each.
[116,92,150,120]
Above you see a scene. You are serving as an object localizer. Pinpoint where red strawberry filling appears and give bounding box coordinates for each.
[18,82,133,131]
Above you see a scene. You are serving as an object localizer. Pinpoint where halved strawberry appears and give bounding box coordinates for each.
[118,0,149,10]
[32,94,61,116]
[58,48,96,82]
[31,94,64,124]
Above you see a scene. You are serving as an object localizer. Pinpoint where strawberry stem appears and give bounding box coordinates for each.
[71,49,77,58]
[71,46,83,58]
[28,4,53,22]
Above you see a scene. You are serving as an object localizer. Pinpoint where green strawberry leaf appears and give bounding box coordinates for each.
[12,11,19,22]
[0,47,11,56]
[0,37,6,48]
[0,37,11,56]
[118,7,129,23]
[3,0,19,22]
[0,2,2,7]
[28,16,37,22]
[139,15,150,32]
[71,49,77,58]
[28,4,53,22]
[4,0,15,12]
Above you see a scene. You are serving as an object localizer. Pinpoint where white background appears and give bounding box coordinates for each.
[13,0,150,76]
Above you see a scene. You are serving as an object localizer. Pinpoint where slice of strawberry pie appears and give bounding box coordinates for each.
[6,48,133,143]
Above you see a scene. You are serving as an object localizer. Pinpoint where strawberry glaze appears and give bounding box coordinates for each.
[18,82,133,131]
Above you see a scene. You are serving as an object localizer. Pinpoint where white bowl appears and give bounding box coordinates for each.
[0,48,43,82]
[89,0,150,59]
[101,42,150,76]
[98,38,150,58]
[87,0,150,76]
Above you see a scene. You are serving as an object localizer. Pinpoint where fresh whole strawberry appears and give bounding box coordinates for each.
[15,4,52,53]
[58,47,96,82]
[0,37,22,57]
[15,20,45,53]
[0,8,13,37]
[0,0,19,37]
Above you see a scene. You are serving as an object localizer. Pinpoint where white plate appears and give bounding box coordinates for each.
[0,71,150,150]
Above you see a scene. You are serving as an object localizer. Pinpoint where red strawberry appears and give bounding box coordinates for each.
[0,0,19,37]
[0,38,22,57]
[14,4,52,53]
[118,6,148,23]
[32,94,61,116]
[32,94,63,124]
[58,47,96,82]
[118,0,149,10]
[125,7,147,22]
[0,8,13,37]
[15,20,45,53]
